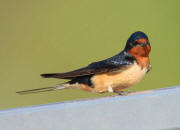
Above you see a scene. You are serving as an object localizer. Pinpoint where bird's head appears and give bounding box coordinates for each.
[125,31,151,57]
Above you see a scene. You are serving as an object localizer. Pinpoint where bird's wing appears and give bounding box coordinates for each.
[41,51,134,79]
[41,67,97,79]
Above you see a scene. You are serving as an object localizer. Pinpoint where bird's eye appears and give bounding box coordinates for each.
[134,41,147,47]
[136,38,148,44]
[133,41,139,46]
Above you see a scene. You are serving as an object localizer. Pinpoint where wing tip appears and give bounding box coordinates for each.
[40,73,56,78]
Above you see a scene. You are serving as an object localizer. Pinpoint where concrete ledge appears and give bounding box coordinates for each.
[1,86,180,130]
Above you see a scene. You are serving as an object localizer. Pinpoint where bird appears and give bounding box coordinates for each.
[16,31,151,95]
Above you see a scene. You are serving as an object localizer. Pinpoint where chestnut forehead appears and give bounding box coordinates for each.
[136,38,148,44]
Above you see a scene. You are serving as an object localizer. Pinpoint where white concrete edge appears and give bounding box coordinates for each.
[0,86,180,116]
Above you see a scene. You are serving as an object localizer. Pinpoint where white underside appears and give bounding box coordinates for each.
[92,62,148,90]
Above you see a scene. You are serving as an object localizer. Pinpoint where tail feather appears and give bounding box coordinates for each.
[41,73,60,78]
[16,84,67,94]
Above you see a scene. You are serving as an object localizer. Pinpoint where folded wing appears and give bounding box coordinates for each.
[41,51,134,79]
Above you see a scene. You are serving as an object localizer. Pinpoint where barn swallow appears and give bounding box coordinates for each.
[17,31,151,95]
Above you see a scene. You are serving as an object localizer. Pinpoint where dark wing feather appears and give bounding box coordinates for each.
[41,51,135,79]
[41,67,95,79]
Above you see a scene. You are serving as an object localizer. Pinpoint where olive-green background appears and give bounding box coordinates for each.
[0,0,179,110]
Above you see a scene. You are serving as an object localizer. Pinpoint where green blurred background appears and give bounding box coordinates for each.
[0,0,179,110]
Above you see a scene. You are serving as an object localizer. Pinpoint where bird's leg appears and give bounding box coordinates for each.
[113,87,135,96]
[114,90,135,96]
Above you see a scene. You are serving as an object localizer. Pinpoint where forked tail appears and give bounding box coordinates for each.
[16,83,69,94]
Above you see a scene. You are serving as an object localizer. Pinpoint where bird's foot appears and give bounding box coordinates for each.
[114,90,135,96]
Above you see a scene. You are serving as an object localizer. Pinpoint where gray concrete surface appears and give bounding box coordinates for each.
[0,86,180,130]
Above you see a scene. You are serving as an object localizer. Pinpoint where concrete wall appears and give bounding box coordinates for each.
[0,86,180,130]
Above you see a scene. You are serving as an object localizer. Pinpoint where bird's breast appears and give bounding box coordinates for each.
[91,62,148,90]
